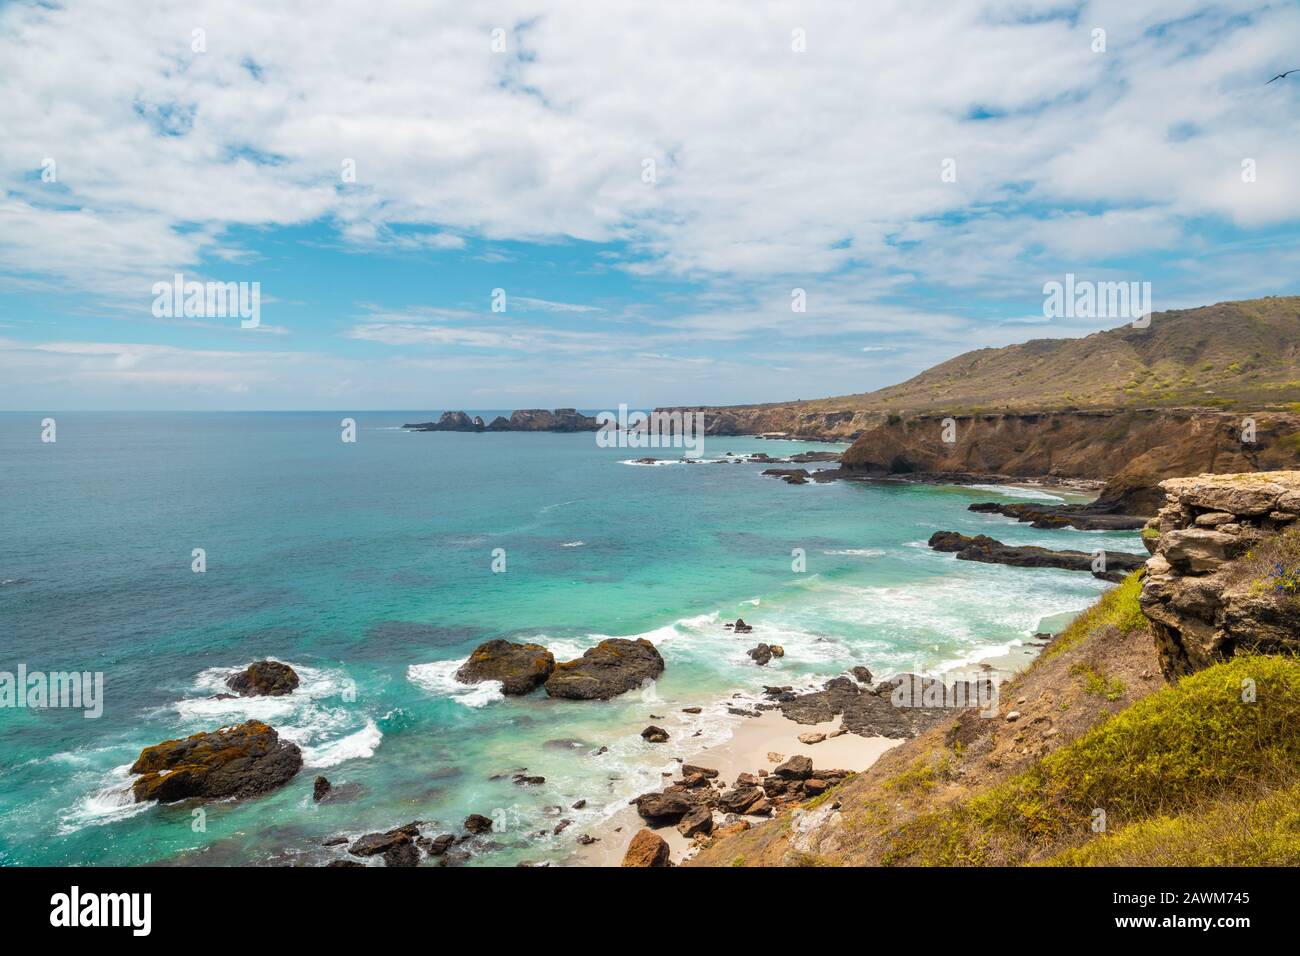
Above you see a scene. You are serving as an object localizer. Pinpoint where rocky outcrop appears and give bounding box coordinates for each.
[455,640,555,695]
[129,720,303,803]
[776,675,990,738]
[967,500,1147,531]
[405,409,603,432]
[226,660,299,697]
[1140,472,1300,677]
[544,638,665,700]
[928,531,1145,580]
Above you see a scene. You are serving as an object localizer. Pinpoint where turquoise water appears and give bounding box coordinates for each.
[0,412,1141,866]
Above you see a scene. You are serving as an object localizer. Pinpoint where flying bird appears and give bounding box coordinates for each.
[1266,68,1298,84]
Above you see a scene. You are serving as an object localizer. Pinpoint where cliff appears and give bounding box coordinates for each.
[838,408,1300,514]
[686,471,1300,867]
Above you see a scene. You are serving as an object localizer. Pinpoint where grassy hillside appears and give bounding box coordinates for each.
[706,296,1300,419]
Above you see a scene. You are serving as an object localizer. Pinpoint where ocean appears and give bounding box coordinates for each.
[0,411,1140,866]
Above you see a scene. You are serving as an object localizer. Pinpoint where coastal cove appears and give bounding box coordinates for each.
[0,412,1141,867]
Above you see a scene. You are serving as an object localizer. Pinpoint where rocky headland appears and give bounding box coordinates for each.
[676,470,1300,867]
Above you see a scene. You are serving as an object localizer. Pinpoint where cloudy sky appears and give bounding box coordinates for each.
[1,0,1298,410]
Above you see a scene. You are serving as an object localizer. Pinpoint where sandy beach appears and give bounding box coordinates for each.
[573,709,903,866]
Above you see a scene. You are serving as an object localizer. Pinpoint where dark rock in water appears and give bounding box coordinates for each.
[129,720,302,803]
[544,638,665,700]
[762,467,811,484]
[464,813,494,834]
[747,643,773,666]
[383,842,420,867]
[633,790,695,824]
[455,639,555,695]
[513,773,545,786]
[773,755,813,780]
[321,835,349,847]
[622,829,670,867]
[851,666,874,684]
[682,706,702,714]
[731,618,754,634]
[349,829,413,858]
[677,806,714,838]
[425,834,456,856]
[577,834,598,846]
[640,725,669,743]
[553,819,572,835]
[226,660,299,697]
[927,531,1145,575]
[572,799,587,809]
[313,776,331,802]
[326,859,364,867]
[968,500,1147,531]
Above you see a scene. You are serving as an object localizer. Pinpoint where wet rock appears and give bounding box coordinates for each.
[682,706,703,714]
[621,829,670,867]
[225,660,299,697]
[455,639,555,695]
[851,666,874,684]
[928,531,1145,575]
[571,799,587,809]
[129,720,302,803]
[544,638,665,700]
[424,834,456,856]
[313,776,331,801]
[464,813,494,834]
[640,725,669,743]
[383,842,420,867]
[577,834,598,846]
[349,829,413,858]
[681,764,719,778]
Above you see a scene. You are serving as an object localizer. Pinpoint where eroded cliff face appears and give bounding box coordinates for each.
[1140,472,1300,679]
[657,404,879,441]
[839,409,1300,514]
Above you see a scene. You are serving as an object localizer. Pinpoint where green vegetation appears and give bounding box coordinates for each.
[1072,663,1126,701]
[1039,570,1146,661]
[878,655,1300,865]
[1049,783,1300,866]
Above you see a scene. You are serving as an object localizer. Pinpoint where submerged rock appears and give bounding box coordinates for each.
[544,638,665,700]
[455,639,555,695]
[225,660,299,697]
[129,719,302,803]
[928,531,1145,578]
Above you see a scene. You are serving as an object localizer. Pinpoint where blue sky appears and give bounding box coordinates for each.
[1,0,1298,410]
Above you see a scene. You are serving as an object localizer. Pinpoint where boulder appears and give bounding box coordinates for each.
[677,806,714,838]
[349,828,413,858]
[225,660,299,697]
[621,829,671,867]
[773,754,813,780]
[313,776,331,801]
[383,842,420,867]
[544,638,665,700]
[747,643,773,666]
[129,720,302,803]
[718,785,765,814]
[463,813,494,834]
[640,725,669,743]
[633,790,695,824]
[851,666,874,684]
[455,639,555,695]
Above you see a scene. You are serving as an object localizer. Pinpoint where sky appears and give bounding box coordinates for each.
[0,0,1298,410]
